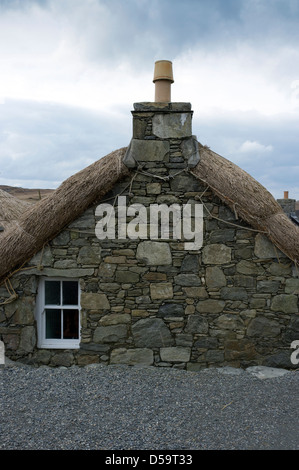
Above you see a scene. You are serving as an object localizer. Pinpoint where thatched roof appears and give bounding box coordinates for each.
[193,144,299,263]
[0,142,298,283]
[0,189,31,236]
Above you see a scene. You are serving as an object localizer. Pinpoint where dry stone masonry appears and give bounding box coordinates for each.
[0,102,298,369]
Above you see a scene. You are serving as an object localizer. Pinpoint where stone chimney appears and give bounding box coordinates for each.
[277,191,296,216]
[123,60,200,170]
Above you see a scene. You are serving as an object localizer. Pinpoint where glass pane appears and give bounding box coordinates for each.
[45,281,60,305]
[63,309,79,339]
[45,309,61,339]
[63,281,78,305]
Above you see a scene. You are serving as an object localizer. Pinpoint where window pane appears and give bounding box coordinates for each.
[63,309,79,339]
[45,309,61,339]
[45,281,60,305]
[63,281,78,305]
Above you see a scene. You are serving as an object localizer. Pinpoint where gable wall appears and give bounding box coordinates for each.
[1,103,298,369]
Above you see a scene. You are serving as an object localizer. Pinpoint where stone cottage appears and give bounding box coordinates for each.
[0,61,299,370]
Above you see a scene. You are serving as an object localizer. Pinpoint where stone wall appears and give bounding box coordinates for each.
[0,102,298,369]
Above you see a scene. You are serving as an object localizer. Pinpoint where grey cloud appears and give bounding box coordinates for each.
[0,99,131,187]
[193,110,299,198]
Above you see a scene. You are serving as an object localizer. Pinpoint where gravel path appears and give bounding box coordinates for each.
[1,362,298,450]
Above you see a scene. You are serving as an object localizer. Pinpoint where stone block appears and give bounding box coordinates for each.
[150,283,173,300]
[28,246,54,267]
[247,317,281,337]
[132,318,174,347]
[94,325,128,343]
[110,348,154,365]
[81,292,110,310]
[254,234,277,258]
[269,262,292,276]
[181,137,200,167]
[98,263,117,279]
[132,309,151,318]
[202,244,231,265]
[158,303,184,317]
[215,314,244,331]
[99,313,131,325]
[152,113,192,139]
[146,183,161,195]
[210,229,235,244]
[180,254,199,272]
[183,287,208,299]
[236,260,262,275]
[185,315,209,334]
[285,278,299,294]
[143,272,167,281]
[174,274,201,286]
[104,256,126,264]
[115,271,139,283]
[123,139,169,167]
[25,267,94,277]
[196,299,225,314]
[136,241,172,266]
[205,266,226,288]
[78,246,101,265]
[271,294,298,313]
[170,174,201,192]
[18,326,36,353]
[51,352,74,367]
[5,297,35,325]
[220,287,248,301]
[257,280,280,293]
[160,347,191,362]
[54,259,77,269]
[206,350,224,363]
[175,333,193,347]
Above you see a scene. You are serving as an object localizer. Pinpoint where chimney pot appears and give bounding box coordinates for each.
[284,191,289,199]
[153,60,174,103]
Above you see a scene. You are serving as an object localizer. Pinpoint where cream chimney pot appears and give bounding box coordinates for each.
[153,60,174,102]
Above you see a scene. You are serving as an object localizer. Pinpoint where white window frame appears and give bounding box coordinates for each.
[36,277,81,349]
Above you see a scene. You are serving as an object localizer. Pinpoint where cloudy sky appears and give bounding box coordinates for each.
[0,0,299,199]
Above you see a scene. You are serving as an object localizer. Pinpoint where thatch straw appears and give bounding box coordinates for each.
[191,143,299,263]
[0,189,31,235]
[0,148,130,282]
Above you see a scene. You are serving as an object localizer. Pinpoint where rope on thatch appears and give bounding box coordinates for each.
[191,143,299,264]
[0,147,130,283]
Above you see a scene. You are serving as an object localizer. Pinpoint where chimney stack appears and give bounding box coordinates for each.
[123,60,200,170]
[153,60,174,102]
[277,191,296,216]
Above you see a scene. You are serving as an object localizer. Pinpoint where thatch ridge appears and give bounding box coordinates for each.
[0,147,130,282]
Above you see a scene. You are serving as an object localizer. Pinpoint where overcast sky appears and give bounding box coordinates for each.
[0,0,299,200]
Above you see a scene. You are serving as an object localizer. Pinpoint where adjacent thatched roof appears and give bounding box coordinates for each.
[0,189,31,236]
[0,142,298,283]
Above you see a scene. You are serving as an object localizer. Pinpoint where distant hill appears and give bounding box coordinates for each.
[0,185,54,204]
[1,185,299,214]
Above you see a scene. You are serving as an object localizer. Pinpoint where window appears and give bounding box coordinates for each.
[36,278,80,349]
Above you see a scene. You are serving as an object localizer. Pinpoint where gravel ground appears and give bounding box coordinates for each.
[1,362,298,451]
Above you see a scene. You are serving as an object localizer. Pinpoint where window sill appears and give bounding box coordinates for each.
[38,341,80,349]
